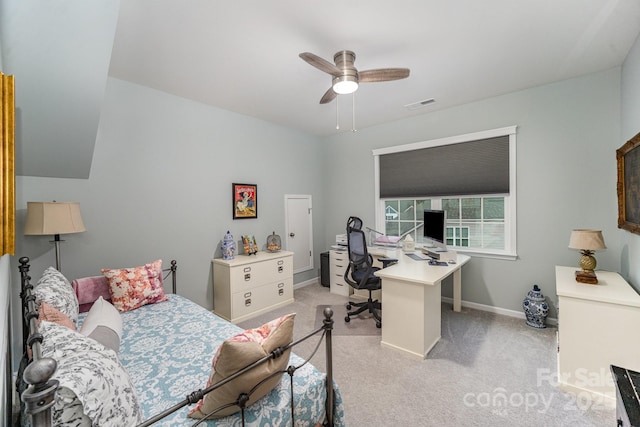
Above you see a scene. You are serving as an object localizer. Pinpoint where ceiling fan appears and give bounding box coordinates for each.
[299,50,410,104]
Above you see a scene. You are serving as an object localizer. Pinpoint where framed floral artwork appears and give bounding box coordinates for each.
[233,183,257,219]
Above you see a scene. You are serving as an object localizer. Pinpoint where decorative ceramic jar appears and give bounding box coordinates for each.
[522,284,549,329]
[402,234,415,253]
[221,231,236,260]
[266,231,281,252]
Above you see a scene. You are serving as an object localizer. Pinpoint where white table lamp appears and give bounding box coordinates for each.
[24,201,86,272]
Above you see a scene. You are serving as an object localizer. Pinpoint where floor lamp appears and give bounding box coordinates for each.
[24,201,86,272]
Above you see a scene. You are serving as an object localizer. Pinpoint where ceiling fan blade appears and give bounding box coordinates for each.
[359,68,410,83]
[320,87,337,104]
[299,52,341,76]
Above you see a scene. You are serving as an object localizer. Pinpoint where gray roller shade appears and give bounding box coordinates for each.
[379,136,509,198]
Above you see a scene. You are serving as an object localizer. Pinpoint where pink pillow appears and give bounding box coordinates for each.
[38,301,75,330]
[72,276,111,313]
[101,259,168,312]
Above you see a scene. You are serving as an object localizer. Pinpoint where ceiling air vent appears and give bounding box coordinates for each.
[404,98,435,111]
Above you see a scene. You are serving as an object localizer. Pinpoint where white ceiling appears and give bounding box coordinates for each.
[3,0,640,178]
[109,0,640,136]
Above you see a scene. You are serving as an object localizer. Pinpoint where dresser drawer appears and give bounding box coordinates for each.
[330,250,351,296]
[231,279,293,319]
[229,257,292,292]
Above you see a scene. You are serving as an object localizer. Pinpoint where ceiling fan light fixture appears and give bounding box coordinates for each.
[332,75,358,94]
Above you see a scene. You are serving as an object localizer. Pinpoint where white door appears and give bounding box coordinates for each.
[284,195,313,273]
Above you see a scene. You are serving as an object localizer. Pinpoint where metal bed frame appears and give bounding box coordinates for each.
[17,257,335,427]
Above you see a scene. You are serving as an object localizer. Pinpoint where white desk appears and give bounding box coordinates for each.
[373,248,470,359]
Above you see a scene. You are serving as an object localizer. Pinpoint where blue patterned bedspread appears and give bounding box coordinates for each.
[82,295,345,426]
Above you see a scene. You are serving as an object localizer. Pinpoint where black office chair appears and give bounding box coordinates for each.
[343,217,396,328]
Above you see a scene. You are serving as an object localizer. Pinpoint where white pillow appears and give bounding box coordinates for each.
[79,296,122,353]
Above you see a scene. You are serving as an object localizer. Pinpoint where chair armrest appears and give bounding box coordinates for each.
[379,258,398,268]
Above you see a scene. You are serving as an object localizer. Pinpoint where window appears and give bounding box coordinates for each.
[382,196,505,250]
[373,127,517,259]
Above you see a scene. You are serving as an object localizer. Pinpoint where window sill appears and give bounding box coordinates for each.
[454,248,517,261]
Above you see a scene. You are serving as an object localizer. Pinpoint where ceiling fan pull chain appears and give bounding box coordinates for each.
[336,95,340,130]
[352,92,357,132]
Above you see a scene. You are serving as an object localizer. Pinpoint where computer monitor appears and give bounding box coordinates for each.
[423,209,446,249]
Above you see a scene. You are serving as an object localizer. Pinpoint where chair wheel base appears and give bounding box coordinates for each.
[344,316,350,323]
[346,304,352,310]
[376,321,382,328]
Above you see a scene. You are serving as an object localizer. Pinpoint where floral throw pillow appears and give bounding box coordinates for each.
[39,321,142,426]
[35,267,79,326]
[188,313,295,419]
[101,259,168,312]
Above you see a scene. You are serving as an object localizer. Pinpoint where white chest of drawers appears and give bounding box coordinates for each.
[329,249,351,296]
[556,266,640,402]
[213,251,294,323]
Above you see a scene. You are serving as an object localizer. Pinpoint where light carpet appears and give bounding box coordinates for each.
[237,282,615,426]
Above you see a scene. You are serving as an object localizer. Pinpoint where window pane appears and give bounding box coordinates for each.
[443,199,459,219]
[462,198,481,220]
[416,199,429,214]
[399,222,415,237]
[484,197,504,220]
[399,200,415,221]
[385,221,399,236]
[483,223,505,249]
[385,201,399,221]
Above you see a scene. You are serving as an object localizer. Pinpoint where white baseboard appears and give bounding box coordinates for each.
[292,277,558,326]
[441,296,558,326]
[294,277,319,289]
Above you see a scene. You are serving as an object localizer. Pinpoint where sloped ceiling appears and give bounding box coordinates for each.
[2,0,640,179]
[0,0,119,179]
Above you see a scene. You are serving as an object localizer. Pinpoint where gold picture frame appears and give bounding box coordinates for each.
[617,131,640,235]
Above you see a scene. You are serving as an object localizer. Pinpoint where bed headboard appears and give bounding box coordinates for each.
[18,257,58,425]
[18,257,178,424]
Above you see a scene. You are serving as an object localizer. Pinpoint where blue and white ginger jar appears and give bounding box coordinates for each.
[221,231,236,260]
[522,284,549,329]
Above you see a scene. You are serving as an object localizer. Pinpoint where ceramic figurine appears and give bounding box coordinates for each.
[221,230,236,260]
[522,284,549,328]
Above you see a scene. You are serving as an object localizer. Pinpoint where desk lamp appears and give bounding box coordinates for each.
[24,201,86,272]
[568,229,606,284]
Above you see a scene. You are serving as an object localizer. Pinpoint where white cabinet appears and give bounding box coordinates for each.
[213,251,294,323]
[556,266,640,402]
[329,249,351,296]
[330,248,383,300]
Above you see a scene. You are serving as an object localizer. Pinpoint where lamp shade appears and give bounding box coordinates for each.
[24,202,86,236]
[568,229,606,251]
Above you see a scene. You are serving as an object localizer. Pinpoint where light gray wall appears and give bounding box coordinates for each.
[323,68,622,316]
[621,33,640,292]
[13,77,326,308]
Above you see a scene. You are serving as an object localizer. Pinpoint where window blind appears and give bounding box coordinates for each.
[379,136,509,198]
